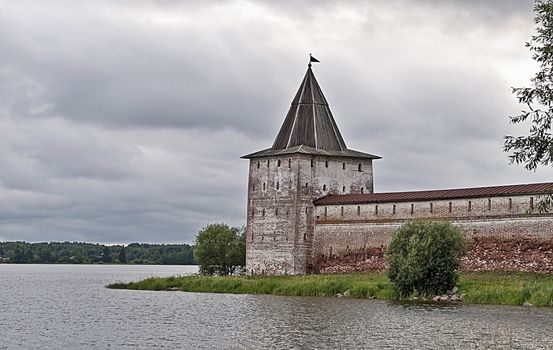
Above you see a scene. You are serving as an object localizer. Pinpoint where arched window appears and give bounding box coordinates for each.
[341,207,344,216]
[323,184,327,191]
[310,159,314,167]
[393,204,396,214]
[488,198,491,210]
[509,198,512,210]
[358,163,362,172]
[325,161,329,168]
[263,183,266,191]
[277,160,281,167]
[361,187,364,194]
[342,186,346,193]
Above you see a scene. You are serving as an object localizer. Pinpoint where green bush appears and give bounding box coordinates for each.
[193,223,245,276]
[386,220,465,297]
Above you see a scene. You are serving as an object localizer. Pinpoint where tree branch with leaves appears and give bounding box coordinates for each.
[504,0,553,211]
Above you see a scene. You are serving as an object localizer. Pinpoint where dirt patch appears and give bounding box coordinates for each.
[315,237,553,273]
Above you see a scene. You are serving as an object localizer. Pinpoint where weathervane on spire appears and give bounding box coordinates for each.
[308,53,320,67]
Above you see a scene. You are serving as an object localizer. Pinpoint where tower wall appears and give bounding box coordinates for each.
[245,155,374,275]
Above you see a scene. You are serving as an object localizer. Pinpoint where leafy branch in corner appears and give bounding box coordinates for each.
[504,0,553,210]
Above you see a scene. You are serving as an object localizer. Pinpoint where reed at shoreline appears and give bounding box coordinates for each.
[107,271,553,307]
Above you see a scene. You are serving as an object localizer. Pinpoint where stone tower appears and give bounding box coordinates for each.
[242,63,380,275]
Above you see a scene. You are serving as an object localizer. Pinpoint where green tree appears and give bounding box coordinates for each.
[504,0,553,210]
[386,220,465,297]
[101,246,112,263]
[118,247,127,263]
[193,223,245,275]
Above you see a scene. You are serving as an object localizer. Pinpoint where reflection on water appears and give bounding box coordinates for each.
[1,264,552,349]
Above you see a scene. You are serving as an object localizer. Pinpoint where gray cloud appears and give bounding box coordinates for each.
[0,0,551,244]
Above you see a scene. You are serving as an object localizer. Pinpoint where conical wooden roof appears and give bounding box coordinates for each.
[242,65,379,160]
[272,66,347,151]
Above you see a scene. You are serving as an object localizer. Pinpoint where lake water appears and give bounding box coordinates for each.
[1,265,553,349]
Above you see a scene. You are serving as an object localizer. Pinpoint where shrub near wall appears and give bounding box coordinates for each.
[387,220,465,297]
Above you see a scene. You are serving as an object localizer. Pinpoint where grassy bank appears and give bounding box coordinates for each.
[107,271,553,307]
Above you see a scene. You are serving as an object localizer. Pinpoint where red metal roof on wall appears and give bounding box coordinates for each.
[313,182,553,206]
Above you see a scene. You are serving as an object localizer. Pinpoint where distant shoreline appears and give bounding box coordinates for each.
[0,241,196,265]
[107,271,553,307]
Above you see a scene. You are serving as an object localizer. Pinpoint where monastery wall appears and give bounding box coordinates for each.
[313,194,553,273]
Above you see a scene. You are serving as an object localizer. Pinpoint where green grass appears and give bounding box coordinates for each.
[107,271,553,307]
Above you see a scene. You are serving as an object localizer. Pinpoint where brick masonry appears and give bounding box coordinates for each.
[313,194,553,273]
[245,155,373,275]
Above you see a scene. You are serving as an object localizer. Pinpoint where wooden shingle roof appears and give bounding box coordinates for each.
[313,182,553,206]
[242,65,379,160]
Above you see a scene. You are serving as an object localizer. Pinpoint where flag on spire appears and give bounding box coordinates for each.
[309,54,320,63]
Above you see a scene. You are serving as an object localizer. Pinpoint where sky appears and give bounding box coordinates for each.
[1,0,552,244]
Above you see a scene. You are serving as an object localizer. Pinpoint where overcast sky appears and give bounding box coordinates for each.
[1,0,552,244]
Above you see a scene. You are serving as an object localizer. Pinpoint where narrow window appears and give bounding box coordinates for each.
[251,232,254,242]
[393,204,396,214]
[252,184,255,191]
[468,201,472,211]
[262,208,265,217]
[257,161,260,169]
[267,160,270,167]
[375,205,378,215]
[342,186,346,193]
[275,208,278,216]
[323,184,327,191]
[251,208,255,217]
[358,163,362,172]
[509,198,512,210]
[277,160,281,167]
[286,209,289,217]
[357,206,361,215]
[448,202,452,213]
[488,198,491,210]
[263,183,266,191]
[324,207,327,217]
[310,159,314,167]
[325,161,329,168]
[276,181,279,190]
[361,187,364,194]
[288,159,291,168]
[530,197,534,210]
[342,163,346,170]
[410,203,414,214]
[430,203,433,213]
[341,207,344,216]
[305,183,309,188]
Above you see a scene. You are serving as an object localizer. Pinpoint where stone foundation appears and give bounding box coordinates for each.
[314,236,553,274]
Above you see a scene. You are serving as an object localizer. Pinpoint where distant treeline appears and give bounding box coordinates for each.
[0,241,196,265]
